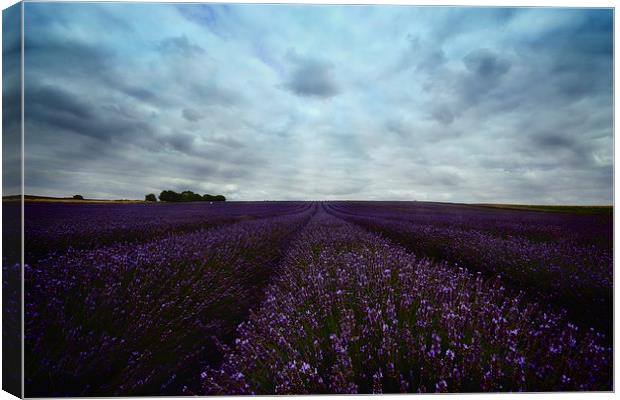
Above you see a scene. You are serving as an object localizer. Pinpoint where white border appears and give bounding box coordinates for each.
[0,1,616,399]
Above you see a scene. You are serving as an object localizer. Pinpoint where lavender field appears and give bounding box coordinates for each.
[19,201,612,396]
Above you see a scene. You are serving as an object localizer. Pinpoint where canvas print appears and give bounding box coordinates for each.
[2,2,614,397]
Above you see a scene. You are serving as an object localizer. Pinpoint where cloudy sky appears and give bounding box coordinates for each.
[20,4,612,203]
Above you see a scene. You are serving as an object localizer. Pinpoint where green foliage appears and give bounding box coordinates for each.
[159,190,180,202]
[159,190,226,202]
[73,195,84,200]
[181,191,203,202]
[203,194,226,202]
[145,194,157,202]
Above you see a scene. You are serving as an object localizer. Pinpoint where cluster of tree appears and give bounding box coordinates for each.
[201,193,227,202]
[145,190,226,202]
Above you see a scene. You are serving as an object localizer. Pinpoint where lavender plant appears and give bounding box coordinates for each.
[25,205,314,396]
[204,208,612,394]
[327,203,612,333]
[25,202,309,263]
[21,201,612,395]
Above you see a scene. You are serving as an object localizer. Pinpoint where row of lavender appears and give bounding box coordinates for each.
[326,202,613,334]
[204,207,612,393]
[330,201,612,249]
[18,201,309,263]
[24,203,316,396]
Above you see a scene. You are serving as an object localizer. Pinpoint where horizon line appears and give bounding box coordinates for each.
[2,194,614,208]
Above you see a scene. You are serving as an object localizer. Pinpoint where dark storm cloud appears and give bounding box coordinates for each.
[430,105,455,126]
[534,133,575,149]
[2,84,21,133]
[24,37,110,80]
[2,12,21,132]
[25,84,153,141]
[182,108,203,122]
[284,54,340,98]
[24,34,165,107]
[463,48,511,78]
[27,85,93,119]
[158,35,205,57]
[457,48,511,105]
[530,10,612,57]
[526,10,612,103]
[160,133,196,153]
[121,86,159,102]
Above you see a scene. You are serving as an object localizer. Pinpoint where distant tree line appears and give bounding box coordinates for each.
[144,190,226,202]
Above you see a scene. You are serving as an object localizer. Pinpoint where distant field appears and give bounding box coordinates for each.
[474,203,613,215]
[2,195,146,203]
